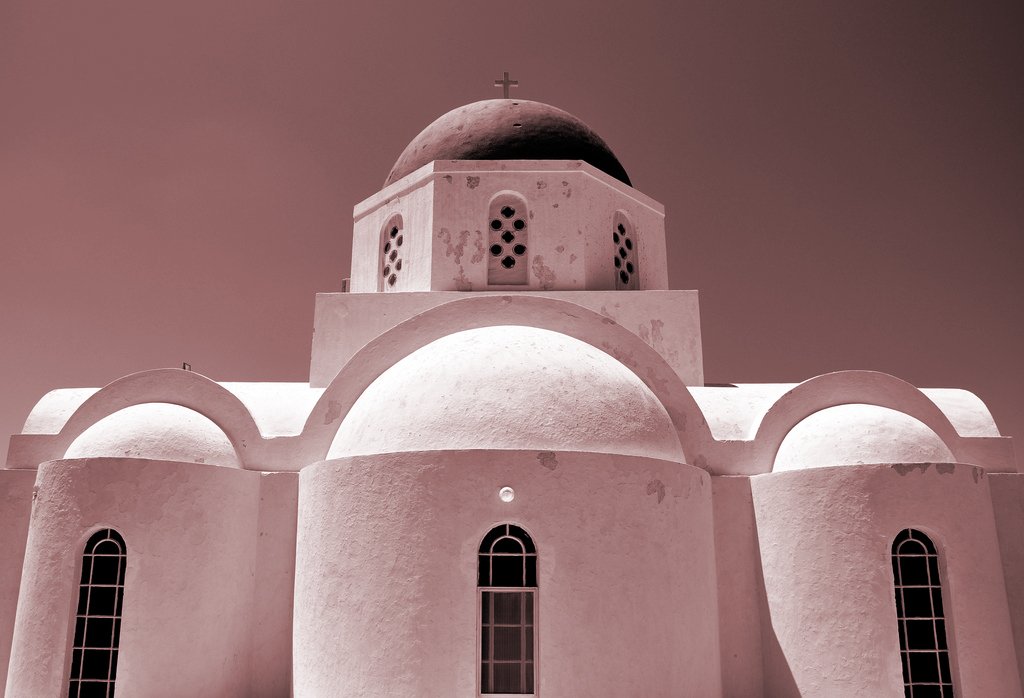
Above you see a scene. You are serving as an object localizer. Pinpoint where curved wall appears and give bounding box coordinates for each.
[0,470,35,698]
[5,458,263,698]
[294,449,721,697]
[751,463,1021,697]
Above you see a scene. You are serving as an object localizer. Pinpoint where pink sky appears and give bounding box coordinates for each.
[1,1,1021,463]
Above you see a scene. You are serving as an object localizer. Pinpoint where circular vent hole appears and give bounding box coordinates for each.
[626,261,634,274]
[388,274,397,286]
[395,259,403,271]
[513,219,525,230]
[500,206,516,219]
[490,244,503,256]
[614,257,621,268]
[513,244,527,256]
[384,241,391,253]
[619,271,629,284]
[390,227,399,239]
[501,231,515,244]
[390,250,398,262]
[613,232,619,244]
[396,235,403,247]
[383,265,391,277]
[491,219,502,230]
[619,247,627,259]
[617,223,625,235]
[501,256,516,269]
[625,238,633,250]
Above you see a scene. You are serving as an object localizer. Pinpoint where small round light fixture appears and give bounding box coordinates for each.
[499,486,515,503]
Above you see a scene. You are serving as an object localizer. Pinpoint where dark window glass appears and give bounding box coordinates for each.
[892,529,955,697]
[68,529,125,698]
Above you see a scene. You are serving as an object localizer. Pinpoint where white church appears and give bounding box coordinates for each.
[1,96,1022,697]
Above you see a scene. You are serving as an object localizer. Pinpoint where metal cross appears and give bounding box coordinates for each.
[494,71,519,99]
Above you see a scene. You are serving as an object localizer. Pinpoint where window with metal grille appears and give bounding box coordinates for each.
[892,528,955,697]
[487,194,529,285]
[380,214,404,290]
[68,529,126,698]
[479,524,537,694]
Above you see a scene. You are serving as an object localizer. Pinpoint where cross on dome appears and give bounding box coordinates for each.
[493,71,519,99]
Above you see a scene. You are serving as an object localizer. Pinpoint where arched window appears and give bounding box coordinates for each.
[380,214,404,291]
[613,211,637,290]
[892,528,955,697]
[487,193,529,285]
[68,528,126,698]
[479,523,537,694]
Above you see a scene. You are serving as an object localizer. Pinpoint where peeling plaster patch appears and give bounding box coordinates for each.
[466,176,480,189]
[561,180,568,187]
[552,203,559,208]
[323,400,343,424]
[555,245,565,253]
[646,479,666,503]
[537,451,558,470]
[892,463,931,476]
[470,235,486,264]
[649,319,665,349]
[562,187,572,198]
[443,175,453,184]
[569,254,577,264]
[531,256,556,290]
[935,463,956,475]
[453,267,472,291]
[437,228,471,264]
[536,180,547,189]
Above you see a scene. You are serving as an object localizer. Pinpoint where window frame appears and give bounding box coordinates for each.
[890,527,959,698]
[477,523,538,697]
[65,527,127,698]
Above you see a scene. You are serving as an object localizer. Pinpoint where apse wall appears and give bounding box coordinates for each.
[751,463,1021,697]
[293,449,721,696]
[3,458,292,698]
[0,470,34,698]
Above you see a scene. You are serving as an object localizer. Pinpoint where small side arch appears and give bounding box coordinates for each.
[52,369,262,468]
[754,371,965,472]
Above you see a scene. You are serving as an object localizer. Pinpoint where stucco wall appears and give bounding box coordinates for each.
[294,449,721,697]
[308,289,703,389]
[711,475,765,697]
[350,161,667,294]
[0,470,35,698]
[990,472,1024,691]
[4,458,269,698]
[250,471,299,697]
[751,463,1022,697]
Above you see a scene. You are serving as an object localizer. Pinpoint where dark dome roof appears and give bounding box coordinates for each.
[385,99,631,187]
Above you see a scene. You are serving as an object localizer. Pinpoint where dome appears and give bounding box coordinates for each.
[773,404,954,471]
[65,403,240,467]
[385,99,631,187]
[329,326,683,461]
